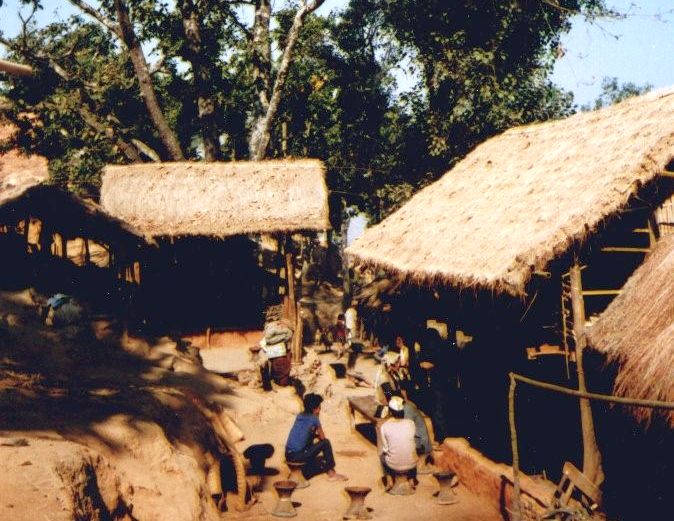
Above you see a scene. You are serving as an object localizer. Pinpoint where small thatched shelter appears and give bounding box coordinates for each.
[347,88,674,297]
[100,159,329,238]
[100,160,330,344]
[587,233,674,426]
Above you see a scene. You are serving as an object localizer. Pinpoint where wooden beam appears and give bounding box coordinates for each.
[581,290,621,296]
[600,247,650,253]
[0,58,34,77]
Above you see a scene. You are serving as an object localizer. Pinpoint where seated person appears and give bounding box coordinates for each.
[379,396,418,490]
[396,392,433,465]
[285,393,348,481]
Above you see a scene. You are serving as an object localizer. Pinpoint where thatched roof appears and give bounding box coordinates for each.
[0,125,49,206]
[0,126,148,252]
[0,185,151,253]
[347,88,674,297]
[587,234,674,426]
[100,160,330,238]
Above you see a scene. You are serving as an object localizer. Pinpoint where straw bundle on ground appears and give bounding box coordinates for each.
[100,160,329,238]
[587,234,674,426]
[0,124,49,206]
[347,88,674,297]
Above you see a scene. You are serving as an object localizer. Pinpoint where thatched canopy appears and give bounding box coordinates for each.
[587,234,674,426]
[347,88,674,297]
[0,185,150,253]
[0,124,49,206]
[0,126,147,253]
[100,160,330,238]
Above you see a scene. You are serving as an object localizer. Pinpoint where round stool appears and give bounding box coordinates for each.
[344,486,372,520]
[272,480,298,518]
[248,344,262,363]
[387,471,415,496]
[286,461,310,489]
[433,471,459,505]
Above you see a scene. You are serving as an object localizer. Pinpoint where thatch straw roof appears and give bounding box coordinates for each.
[347,88,674,297]
[0,125,148,252]
[100,160,330,238]
[0,185,151,253]
[587,234,674,426]
[0,125,49,206]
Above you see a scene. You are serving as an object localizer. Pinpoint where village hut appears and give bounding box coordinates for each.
[587,233,674,426]
[100,160,330,349]
[0,126,148,301]
[346,88,674,512]
[347,88,674,297]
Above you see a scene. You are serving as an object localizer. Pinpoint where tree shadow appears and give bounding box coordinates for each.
[0,288,235,455]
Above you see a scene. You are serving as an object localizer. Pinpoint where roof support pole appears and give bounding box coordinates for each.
[284,234,302,363]
[569,262,605,491]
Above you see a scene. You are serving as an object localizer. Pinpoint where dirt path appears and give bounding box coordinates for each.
[203,344,500,521]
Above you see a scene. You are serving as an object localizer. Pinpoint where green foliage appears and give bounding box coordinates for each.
[583,76,653,111]
[0,0,608,221]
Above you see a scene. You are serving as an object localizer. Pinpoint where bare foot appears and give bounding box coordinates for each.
[327,472,348,482]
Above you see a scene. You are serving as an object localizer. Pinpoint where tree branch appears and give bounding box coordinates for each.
[249,0,326,160]
[67,0,123,39]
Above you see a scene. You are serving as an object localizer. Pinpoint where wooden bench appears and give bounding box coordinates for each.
[347,395,381,431]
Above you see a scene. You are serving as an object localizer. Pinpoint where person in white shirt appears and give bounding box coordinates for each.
[379,396,418,491]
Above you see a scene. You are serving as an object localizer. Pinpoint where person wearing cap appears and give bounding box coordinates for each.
[285,393,348,481]
[379,395,418,490]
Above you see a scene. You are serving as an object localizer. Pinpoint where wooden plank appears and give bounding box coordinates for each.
[581,290,621,296]
[600,247,650,253]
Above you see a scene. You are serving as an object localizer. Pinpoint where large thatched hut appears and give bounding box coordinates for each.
[348,88,674,297]
[346,88,674,516]
[100,160,330,340]
[587,233,674,426]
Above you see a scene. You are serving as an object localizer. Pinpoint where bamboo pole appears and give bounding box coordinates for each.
[508,374,522,521]
[569,262,604,487]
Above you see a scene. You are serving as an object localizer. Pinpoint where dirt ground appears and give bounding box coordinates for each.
[203,342,500,521]
[0,288,499,521]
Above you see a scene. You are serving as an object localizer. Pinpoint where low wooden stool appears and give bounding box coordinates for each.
[433,471,459,505]
[344,486,372,519]
[286,461,310,489]
[387,470,415,496]
[272,480,298,518]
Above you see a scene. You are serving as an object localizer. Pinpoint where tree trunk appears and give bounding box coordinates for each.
[249,0,325,160]
[114,0,184,160]
[179,0,222,160]
[569,263,605,488]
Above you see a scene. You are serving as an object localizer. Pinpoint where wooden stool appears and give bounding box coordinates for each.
[433,471,459,505]
[387,470,415,496]
[286,461,309,489]
[344,486,372,520]
[272,480,298,518]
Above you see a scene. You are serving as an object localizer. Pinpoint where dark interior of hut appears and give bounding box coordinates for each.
[128,236,281,335]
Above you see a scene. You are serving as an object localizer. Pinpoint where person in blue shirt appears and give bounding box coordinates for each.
[285,393,348,481]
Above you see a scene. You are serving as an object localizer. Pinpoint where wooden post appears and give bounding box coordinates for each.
[569,262,605,488]
[292,302,303,364]
[59,234,67,259]
[284,235,297,325]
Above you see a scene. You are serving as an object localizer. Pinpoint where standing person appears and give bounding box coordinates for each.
[344,300,358,345]
[380,396,418,490]
[374,351,403,407]
[285,393,348,481]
